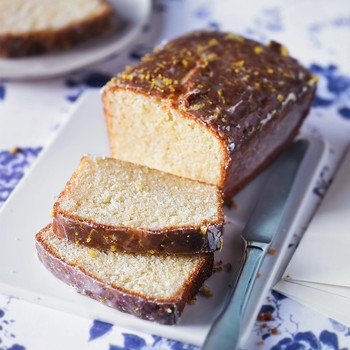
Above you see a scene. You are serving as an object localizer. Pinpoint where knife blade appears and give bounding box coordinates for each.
[202,139,308,350]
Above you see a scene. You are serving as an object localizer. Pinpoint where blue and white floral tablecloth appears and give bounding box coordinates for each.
[1,0,350,349]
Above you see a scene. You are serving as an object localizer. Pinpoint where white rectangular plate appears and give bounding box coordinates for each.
[0,90,328,347]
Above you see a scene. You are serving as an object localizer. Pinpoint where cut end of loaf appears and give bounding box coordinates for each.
[103,89,226,187]
[36,224,214,324]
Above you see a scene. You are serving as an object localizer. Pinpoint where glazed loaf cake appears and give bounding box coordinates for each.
[102,30,317,202]
[36,224,213,324]
[0,0,116,57]
[53,155,224,254]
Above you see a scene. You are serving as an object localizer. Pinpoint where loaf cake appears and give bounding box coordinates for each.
[0,0,116,57]
[36,224,213,324]
[53,155,224,254]
[102,30,317,202]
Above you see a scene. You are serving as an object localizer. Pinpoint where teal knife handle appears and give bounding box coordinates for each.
[202,245,265,350]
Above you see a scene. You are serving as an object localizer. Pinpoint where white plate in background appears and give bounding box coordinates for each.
[0,0,151,80]
[0,90,328,347]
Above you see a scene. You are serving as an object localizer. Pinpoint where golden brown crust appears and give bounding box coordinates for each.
[103,30,317,199]
[35,224,214,324]
[0,1,116,58]
[222,85,316,201]
[53,208,224,254]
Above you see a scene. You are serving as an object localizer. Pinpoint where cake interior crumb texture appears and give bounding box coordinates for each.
[0,0,112,34]
[105,90,225,186]
[43,228,207,300]
[58,156,220,228]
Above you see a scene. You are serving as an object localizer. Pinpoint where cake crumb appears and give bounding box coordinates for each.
[213,260,223,273]
[224,262,232,272]
[199,284,213,298]
[271,327,279,335]
[213,265,223,273]
[258,311,274,322]
[225,198,238,209]
[268,247,278,255]
[9,146,21,154]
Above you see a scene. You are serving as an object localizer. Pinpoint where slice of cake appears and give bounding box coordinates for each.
[0,0,116,57]
[53,156,224,254]
[36,224,214,324]
[102,30,317,202]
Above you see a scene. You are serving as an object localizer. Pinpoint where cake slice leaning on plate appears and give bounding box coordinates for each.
[36,224,214,324]
[52,155,224,254]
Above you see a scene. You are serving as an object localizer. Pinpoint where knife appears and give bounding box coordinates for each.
[202,139,308,350]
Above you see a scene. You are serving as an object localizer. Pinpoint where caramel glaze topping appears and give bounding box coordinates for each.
[109,30,317,152]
